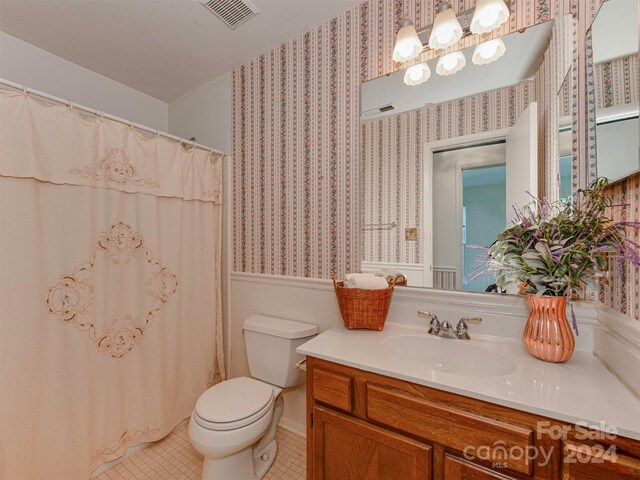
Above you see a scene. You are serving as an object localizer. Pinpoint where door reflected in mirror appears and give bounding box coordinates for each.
[360,16,573,292]
[559,69,573,203]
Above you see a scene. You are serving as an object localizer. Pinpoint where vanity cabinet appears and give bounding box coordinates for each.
[561,441,640,479]
[306,357,640,480]
[313,406,432,479]
[443,456,516,479]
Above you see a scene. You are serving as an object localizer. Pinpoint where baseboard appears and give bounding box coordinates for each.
[278,417,307,438]
[595,304,640,399]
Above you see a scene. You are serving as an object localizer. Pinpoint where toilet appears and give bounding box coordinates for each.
[189,315,318,480]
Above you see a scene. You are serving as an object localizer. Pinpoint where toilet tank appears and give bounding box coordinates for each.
[244,315,318,388]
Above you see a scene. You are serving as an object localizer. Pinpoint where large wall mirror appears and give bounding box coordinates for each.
[360,16,574,293]
[588,0,639,184]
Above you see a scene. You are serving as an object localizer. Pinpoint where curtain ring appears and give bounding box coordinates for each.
[100,111,105,122]
[155,128,160,137]
[129,120,134,130]
[23,85,28,96]
[68,101,74,111]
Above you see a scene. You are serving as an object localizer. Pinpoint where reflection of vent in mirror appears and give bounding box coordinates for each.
[201,0,260,30]
[363,104,396,118]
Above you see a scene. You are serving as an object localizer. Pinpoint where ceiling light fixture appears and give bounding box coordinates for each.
[429,2,463,50]
[472,38,506,65]
[436,51,466,76]
[392,19,423,62]
[470,0,510,34]
[404,63,431,86]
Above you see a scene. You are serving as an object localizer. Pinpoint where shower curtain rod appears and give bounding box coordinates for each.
[0,77,226,157]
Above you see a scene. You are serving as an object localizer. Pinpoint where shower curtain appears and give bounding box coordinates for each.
[0,89,225,479]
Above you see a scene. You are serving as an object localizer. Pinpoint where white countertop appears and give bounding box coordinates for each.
[298,322,640,441]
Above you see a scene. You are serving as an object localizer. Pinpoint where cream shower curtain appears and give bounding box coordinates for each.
[0,89,225,480]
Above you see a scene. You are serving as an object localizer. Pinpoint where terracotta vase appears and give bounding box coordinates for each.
[523,295,575,363]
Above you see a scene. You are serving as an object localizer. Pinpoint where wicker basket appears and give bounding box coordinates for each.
[333,278,394,330]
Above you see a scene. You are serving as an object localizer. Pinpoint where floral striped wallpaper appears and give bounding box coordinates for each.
[232,12,361,278]
[362,81,535,264]
[232,0,639,320]
[594,54,639,109]
[601,173,640,320]
[534,14,573,202]
[595,53,639,320]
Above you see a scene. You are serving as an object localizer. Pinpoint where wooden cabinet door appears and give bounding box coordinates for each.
[312,406,432,480]
[562,441,640,479]
[443,455,518,480]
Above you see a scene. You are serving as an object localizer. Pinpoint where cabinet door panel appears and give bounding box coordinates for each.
[366,383,533,476]
[444,455,518,480]
[312,406,432,480]
[312,367,353,413]
[562,441,640,479]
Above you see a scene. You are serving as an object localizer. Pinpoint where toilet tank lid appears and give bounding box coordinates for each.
[244,315,318,339]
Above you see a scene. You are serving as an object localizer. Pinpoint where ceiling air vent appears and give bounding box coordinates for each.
[201,0,260,30]
[363,104,396,118]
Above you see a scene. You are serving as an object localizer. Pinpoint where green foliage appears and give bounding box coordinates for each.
[487,178,639,297]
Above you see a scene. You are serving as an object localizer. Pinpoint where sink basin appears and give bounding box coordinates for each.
[380,335,517,378]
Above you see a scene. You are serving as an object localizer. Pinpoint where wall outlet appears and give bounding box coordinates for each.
[405,227,418,241]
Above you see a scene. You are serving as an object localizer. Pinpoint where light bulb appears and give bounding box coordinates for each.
[436,51,466,76]
[392,19,423,62]
[472,38,506,65]
[470,0,510,35]
[429,4,463,50]
[404,63,431,86]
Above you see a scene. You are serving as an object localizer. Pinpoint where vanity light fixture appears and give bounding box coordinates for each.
[429,2,463,50]
[472,38,506,65]
[404,63,431,86]
[470,0,510,34]
[436,51,466,76]
[392,19,423,62]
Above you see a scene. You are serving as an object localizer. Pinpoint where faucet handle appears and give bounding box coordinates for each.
[418,310,438,320]
[455,316,482,340]
[418,310,440,335]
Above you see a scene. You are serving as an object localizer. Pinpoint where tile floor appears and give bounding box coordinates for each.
[95,424,306,480]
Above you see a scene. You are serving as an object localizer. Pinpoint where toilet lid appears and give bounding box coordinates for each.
[195,377,274,425]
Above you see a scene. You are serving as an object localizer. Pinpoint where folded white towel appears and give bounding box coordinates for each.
[346,274,389,290]
[344,273,375,288]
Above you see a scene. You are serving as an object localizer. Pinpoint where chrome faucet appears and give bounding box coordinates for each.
[455,316,482,340]
[418,310,442,336]
[418,311,482,340]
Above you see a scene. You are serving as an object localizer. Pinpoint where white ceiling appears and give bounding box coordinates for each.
[0,0,360,102]
[362,21,554,119]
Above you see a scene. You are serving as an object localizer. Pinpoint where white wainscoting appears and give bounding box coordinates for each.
[433,266,456,290]
[229,272,599,436]
[594,304,640,399]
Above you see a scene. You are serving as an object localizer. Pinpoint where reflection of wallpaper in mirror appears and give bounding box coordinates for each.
[600,176,640,320]
[534,14,573,202]
[361,81,534,268]
[559,75,572,118]
[593,55,639,109]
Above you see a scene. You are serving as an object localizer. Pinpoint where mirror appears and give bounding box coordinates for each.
[590,0,639,183]
[559,69,573,203]
[360,16,574,292]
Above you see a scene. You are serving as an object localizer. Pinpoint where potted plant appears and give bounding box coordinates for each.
[486,178,640,362]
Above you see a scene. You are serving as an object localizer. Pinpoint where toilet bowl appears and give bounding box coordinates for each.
[189,316,317,480]
[189,377,284,480]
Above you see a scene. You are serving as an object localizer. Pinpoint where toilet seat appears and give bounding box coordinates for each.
[194,377,275,431]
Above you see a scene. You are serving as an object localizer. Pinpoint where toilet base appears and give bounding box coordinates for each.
[201,439,278,480]
[253,439,278,479]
